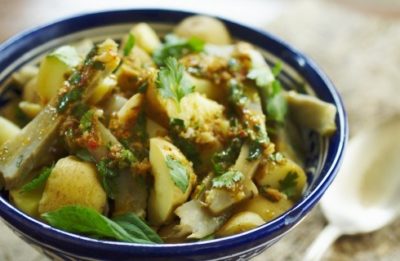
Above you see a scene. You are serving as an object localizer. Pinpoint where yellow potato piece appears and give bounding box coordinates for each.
[217,211,264,237]
[38,156,107,214]
[254,157,307,200]
[131,23,161,54]
[36,46,81,104]
[10,187,43,218]
[206,143,260,215]
[174,16,231,45]
[0,116,20,146]
[235,195,293,222]
[88,75,116,105]
[148,138,195,226]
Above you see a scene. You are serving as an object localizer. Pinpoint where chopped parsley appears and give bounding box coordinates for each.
[212,170,244,189]
[79,110,95,132]
[165,155,189,193]
[57,88,83,113]
[120,149,136,165]
[96,159,118,199]
[153,34,204,66]
[211,138,242,176]
[169,118,201,166]
[279,171,298,198]
[248,62,288,123]
[247,139,264,161]
[123,33,135,56]
[157,57,194,106]
[228,79,247,107]
[266,80,287,123]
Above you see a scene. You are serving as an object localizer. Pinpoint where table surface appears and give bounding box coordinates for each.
[1,0,400,260]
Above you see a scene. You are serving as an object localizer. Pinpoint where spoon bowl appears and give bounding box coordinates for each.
[304,116,400,260]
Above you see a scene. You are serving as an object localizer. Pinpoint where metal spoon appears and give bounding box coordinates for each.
[304,116,400,261]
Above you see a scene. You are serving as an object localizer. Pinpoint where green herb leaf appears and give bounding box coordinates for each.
[20,165,53,193]
[42,205,157,244]
[96,159,118,199]
[123,34,136,56]
[247,139,264,161]
[212,170,244,189]
[79,110,95,132]
[157,57,194,106]
[228,79,247,107]
[112,213,163,243]
[137,82,148,93]
[266,80,287,123]
[165,155,189,193]
[153,34,204,66]
[57,88,83,113]
[212,138,242,176]
[169,119,201,166]
[75,149,95,162]
[72,103,90,118]
[132,111,148,143]
[247,67,274,87]
[279,171,298,198]
[271,61,283,77]
[120,148,137,165]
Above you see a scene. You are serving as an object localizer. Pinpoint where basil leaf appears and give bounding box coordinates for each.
[165,155,189,193]
[75,149,95,162]
[112,213,163,243]
[20,165,53,193]
[42,205,155,244]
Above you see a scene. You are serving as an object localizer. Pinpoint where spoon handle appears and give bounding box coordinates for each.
[303,224,342,261]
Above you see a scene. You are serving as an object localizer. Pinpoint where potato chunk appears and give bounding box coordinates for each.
[235,195,293,222]
[38,156,107,214]
[9,186,43,217]
[216,211,264,237]
[254,157,307,200]
[131,23,161,54]
[148,138,196,226]
[205,143,260,215]
[174,16,231,45]
[36,46,81,104]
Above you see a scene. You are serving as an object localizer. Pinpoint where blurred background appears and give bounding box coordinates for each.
[0,0,399,260]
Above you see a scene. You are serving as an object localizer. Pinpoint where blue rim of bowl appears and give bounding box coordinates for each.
[0,9,348,258]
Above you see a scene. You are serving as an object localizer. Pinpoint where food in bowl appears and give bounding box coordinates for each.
[0,15,337,244]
